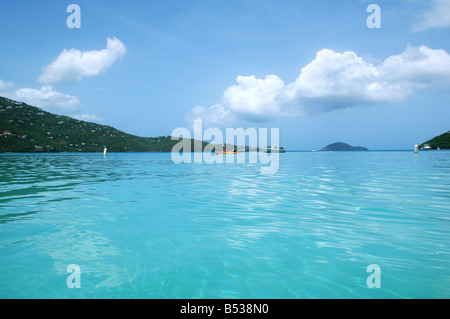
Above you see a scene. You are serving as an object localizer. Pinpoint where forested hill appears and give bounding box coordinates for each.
[0,96,206,153]
[420,131,450,150]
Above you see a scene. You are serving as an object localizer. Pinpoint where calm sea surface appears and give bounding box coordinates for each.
[0,151,449,298]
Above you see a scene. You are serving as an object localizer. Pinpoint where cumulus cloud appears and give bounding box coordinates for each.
[223,75,286,122]
[184,104,237,129]
[10,86,81,111]
[282,49,393,112]
[186,45,450,127]
[38,37,126,84]
[74,113,105,122]
[185,75,290,127]
[412,0,450,32]
[380,45,450,82]
[0,79,14,91]
[283,46,450,112]
[0,78,81,112]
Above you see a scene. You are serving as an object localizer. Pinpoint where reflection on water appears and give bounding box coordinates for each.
[0,152,449,298]
[0,211,38,225]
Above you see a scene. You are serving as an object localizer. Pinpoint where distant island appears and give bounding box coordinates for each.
[420,131,450,150]
[321,142,369,151]
[0,96,208,153]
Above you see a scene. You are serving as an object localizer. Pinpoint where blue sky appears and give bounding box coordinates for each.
[1,0,449,150]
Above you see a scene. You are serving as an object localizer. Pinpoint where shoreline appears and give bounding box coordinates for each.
[1,149,447,155]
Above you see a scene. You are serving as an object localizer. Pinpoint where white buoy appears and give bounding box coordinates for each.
[103,146,107,156]
[414,144,418,154]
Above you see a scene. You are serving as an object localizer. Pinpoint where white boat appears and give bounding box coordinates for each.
[263,146,286,153]
[420,144,432,151]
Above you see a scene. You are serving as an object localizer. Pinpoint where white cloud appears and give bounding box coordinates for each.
[184,104,237,128]
[38,37,126,84]
[412,0,450,32]
[380,45,450,83]
[186,45,450,127]
[282,49,395,112]
[185,75,287,127]
[223,75,286,122]
[288,45,450,110]
[1,78,81,112]
[284,49,379,99]
[283,46,450,112]
[10,86,81,111]
[0,79,14,91]
[74,113,105,122]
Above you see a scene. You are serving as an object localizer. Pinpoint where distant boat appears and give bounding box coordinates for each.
[263,146,286,153]
[215,148,239,154]
[420,144,432,151]
[215,151,239,154]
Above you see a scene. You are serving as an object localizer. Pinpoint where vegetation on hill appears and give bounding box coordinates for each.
[419,131,450,150]
[420,131,450,150]
[0,96,208,153]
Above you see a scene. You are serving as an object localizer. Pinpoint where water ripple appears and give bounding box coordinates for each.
[0,151,449,298]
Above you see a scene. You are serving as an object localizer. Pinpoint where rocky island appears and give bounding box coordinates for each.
[321,142,369,151]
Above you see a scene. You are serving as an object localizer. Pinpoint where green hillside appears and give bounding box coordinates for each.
[0,96,207,153]
[420,131,450,150]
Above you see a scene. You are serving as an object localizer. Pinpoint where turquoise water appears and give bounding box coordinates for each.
[0,151,449,299]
